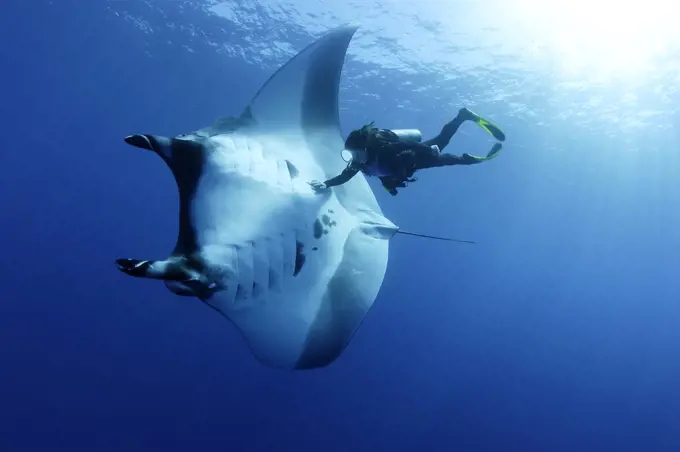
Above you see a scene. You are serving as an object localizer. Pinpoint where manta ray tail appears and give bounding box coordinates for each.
[396,230,476,244]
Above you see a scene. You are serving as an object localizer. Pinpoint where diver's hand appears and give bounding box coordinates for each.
[308,180,328,193]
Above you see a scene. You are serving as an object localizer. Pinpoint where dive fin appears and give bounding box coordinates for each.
[460,108,506,142]
[462,143,503,163]
[485,142,502,160]
[475,117,505,142]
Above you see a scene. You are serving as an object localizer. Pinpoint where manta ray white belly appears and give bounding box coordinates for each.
[191,132,358,367]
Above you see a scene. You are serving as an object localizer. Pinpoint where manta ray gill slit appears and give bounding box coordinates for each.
[294,241,306,276]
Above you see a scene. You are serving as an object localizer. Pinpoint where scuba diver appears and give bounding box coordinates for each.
[308,107,505,196]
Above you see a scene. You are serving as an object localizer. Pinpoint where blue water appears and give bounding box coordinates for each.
[2,1,680,450]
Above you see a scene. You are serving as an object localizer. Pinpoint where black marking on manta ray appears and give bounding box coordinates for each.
[313,214,339,240]
[313,219,324,239]
[317,214,338,237]
[294,241,306,277]
[321,214,337,228]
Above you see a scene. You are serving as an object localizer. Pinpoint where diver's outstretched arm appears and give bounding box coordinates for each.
[325,166,360,187]
[309,166,359,193]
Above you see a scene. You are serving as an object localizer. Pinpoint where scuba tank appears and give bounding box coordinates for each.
[392,129,439,152]
[390,129,422,143]
[361,128,425,177]
[392,129,441,152]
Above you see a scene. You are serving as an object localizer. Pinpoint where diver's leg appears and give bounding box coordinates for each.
[412,146,482,170]
[422,110,467,151]
[423,108,506,151]
[428,153,481,168]
[417,142,503,169]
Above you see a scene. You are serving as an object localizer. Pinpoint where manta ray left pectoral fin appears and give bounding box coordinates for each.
[115,258,193,281]
[116,258,218,299]
[124,134,173,160]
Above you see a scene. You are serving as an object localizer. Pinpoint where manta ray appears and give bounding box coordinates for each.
[116,25,468,370]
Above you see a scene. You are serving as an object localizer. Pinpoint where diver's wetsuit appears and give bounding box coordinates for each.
[323,113,477,194]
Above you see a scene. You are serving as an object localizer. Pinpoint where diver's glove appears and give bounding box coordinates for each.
[308,180,328,193]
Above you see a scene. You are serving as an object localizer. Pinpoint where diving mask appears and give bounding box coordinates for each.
[340,148,368,164]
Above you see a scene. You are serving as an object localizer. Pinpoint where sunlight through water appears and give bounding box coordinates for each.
[112,0,680,140]
[514,0,680,82]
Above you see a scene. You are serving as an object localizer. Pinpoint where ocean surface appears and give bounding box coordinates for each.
[1,1,679,451]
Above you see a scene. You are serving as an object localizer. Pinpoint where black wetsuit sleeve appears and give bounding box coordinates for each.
[324,165,360,187]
